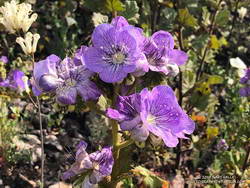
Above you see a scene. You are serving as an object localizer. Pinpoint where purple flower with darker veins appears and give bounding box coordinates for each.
[84,16,148,83]
[143,31,188,76]
[107,85,195,147]
[62,141,114,187]
[239,68,250,97]
[33,52,101,104]
[0,70,26,92]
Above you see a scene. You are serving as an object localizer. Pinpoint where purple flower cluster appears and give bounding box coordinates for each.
[216,139,229,151]
[107,85,195,147]
[62,141,114,186]
[33,47,101,104]
[83,16,187,83]
[32,16,188,104]
[239,68,250,97]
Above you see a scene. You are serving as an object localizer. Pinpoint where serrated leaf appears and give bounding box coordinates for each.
[215,9,230,26]
[105,0,125,12]
[210,35,227,50]
[121,1,139,24]
[208,75,223,85]
[178,8,198,28]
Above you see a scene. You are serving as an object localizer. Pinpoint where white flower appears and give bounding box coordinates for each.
[166,63,180,77]
[92,12,108,27]
[238,7,247,20]
[16,32,40,55]
[230,57,247,77]
[22,76,30,93]
[0,0,38,33]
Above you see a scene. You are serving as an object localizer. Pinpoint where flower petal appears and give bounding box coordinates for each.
[84,47,109,73]
[76,80,101,101]
[34,54,60,84]
[56,86,77,104]
[168,49,188,66]
[151,31,174,50]
[111,16,129,29]
[92,23,114,48]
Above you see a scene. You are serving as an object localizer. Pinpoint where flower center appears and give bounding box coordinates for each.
[92,162,100,171]
[65,78,77,87]
[112,52,125,64]
[146,114,156,125]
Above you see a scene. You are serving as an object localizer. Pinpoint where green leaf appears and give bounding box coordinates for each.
[215,9,230,26]
[178,8,198,28]
[121,1,139,24]
[105,0,125,12]
[208,75,224,85]
[132,166,169,188]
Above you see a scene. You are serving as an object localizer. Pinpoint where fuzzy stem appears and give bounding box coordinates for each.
[110,84,121,187]
[36,96,44,188]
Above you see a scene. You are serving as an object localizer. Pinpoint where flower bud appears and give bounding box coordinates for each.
[16,32,40,55]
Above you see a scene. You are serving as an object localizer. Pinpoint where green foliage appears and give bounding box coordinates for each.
[178,8,198,28]
[121,1,139,24]
[215,9,230,27]
[105,0,125,13]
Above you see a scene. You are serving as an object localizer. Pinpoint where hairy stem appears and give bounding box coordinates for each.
[110,84,121,187]
[36,96,45,188]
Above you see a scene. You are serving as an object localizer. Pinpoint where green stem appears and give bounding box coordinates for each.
[110,84,121,187]
[117,139,134,150]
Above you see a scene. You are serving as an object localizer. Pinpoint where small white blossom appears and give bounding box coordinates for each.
[16,32,40,55]
[92,12,108,27]
[230,57,247,77]
[166,63,180,77]
[22,76,30,93]
[238,7,247,20]
[0,0,38,33]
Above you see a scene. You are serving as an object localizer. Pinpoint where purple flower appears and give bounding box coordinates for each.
[0,56,8,64]
[73,45,88,66]
[143,31,188,76]
[240,68,250,84]
[84,16,147,83]
[216,139,229,151]
[33,54,101,104]
[107,85,195,147]
[62,141,114,186]
[239,68,250,97]
[0,70,26,92]
[107,93,149,142]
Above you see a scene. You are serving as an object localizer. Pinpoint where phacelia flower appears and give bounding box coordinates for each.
[107,85,195,147]
[239,68,250,97]
[84,16,147,83]
[16,32,40,55]
[143,31,187,76]
[0,70,26,92]
[216,139,229,151]
[0,56,8,64]
[107,93,149,142]
[62,141,114,187]
[0,0,38,33]
[33,52,101,104]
